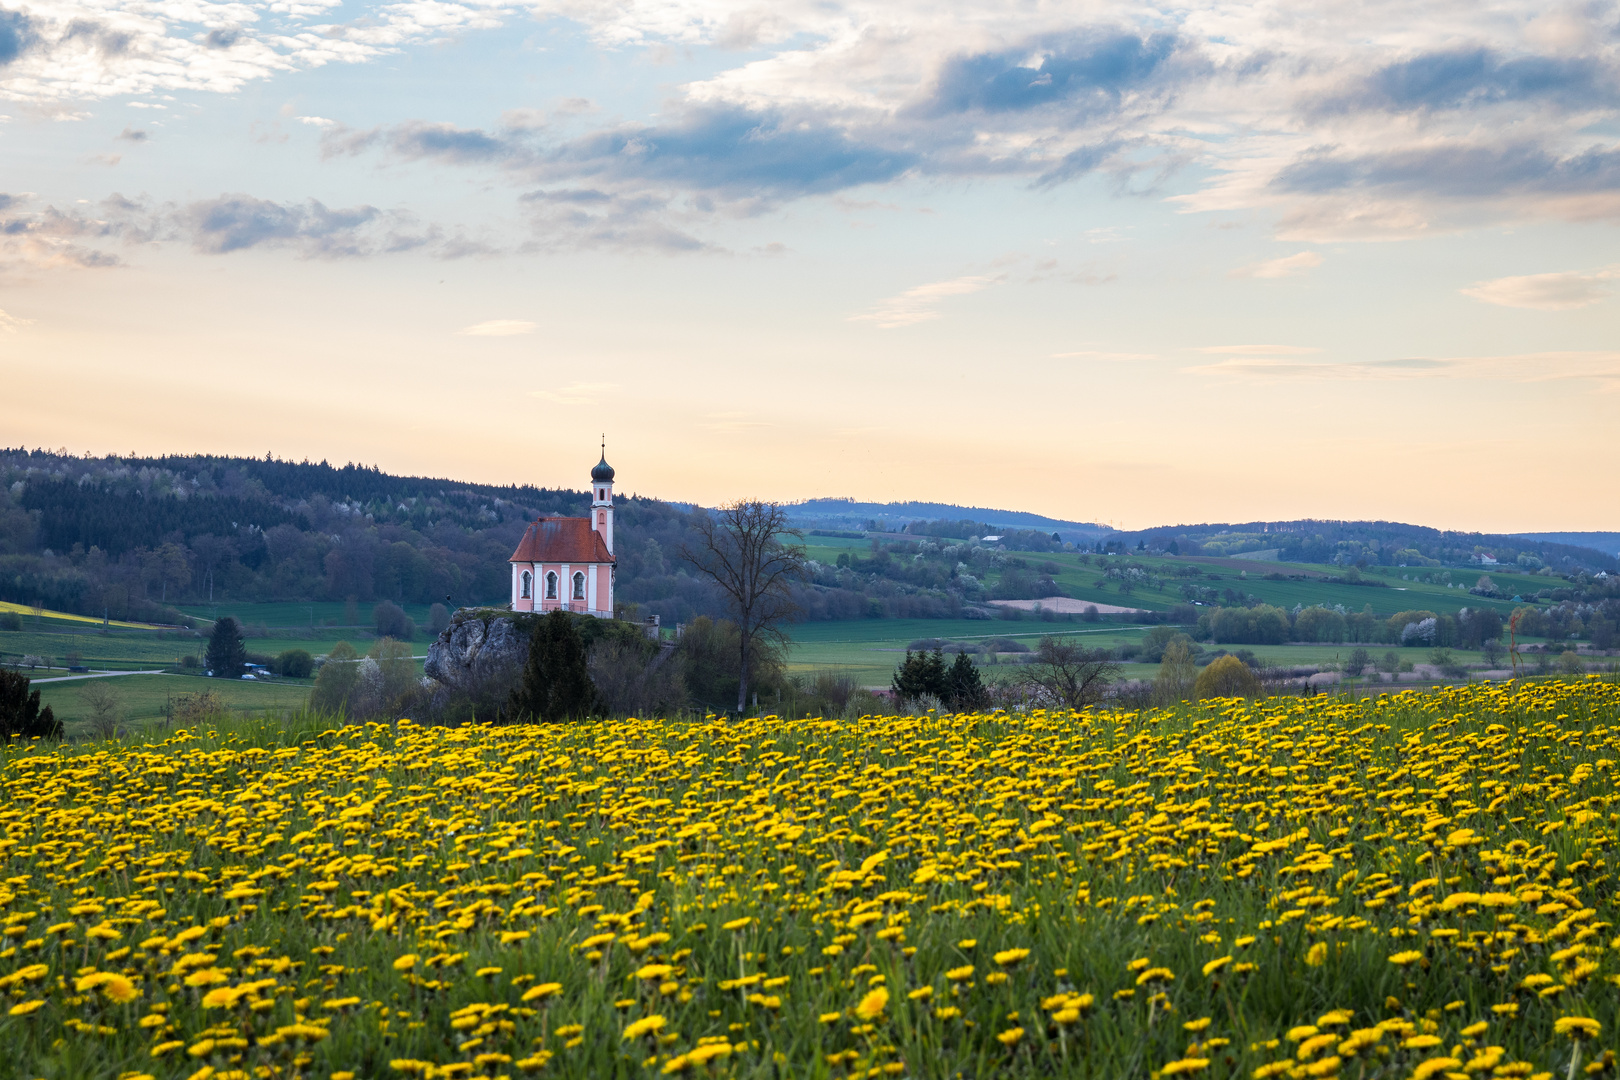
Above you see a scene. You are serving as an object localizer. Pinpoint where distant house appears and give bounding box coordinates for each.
[509,450,617,618]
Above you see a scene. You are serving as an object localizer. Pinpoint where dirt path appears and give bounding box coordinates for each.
[28,669,168,683]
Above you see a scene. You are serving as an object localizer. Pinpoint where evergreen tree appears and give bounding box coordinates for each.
[205,616,247,678]
[508,611,596,722]
[943,650,988,711]
[892,648,948,705]
[0,670,63,740]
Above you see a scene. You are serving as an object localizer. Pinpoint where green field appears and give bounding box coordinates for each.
[802,541,1534,619]
[173,599,457,629]
[30,672,314,735]
[782,619,1527,688]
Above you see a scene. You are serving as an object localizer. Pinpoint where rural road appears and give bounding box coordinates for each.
[29,669,168,683]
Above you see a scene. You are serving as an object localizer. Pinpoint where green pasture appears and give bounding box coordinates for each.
[781,618,1558,689]
[1019,551,1530,617]
[30,671,313,736]
[174,599,463,629]
[783,618,1153,684]
[0,626,416,673]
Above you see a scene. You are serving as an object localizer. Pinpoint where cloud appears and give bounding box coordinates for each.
[0,191,476,267]
[1324,49,1614,115]
[0,7,37,66]
[183,195,383,256]
[0,307,31,331]
[1185,350,1620,389]
[1196,344,1321,355]
[529,381,617,404]
[1461,268,1617,310]
[922,30,1184,116]
[463,319,537,336]
[1052,350,1155,361]
[548,106,916,198]
[850,274,1000,328]
[7,0,1620,252]
[1232,251,1323,278]
[1273,142,1620,203]
[115,126,146,142]
[702,411,771,432]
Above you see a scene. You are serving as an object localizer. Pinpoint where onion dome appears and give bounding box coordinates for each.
[591,453,615,483]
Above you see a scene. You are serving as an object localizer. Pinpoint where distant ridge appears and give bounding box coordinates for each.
[782,498,1111,541]
[1513,532,1620,558]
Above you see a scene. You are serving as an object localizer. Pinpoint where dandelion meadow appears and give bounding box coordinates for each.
[1,680,1617,1079]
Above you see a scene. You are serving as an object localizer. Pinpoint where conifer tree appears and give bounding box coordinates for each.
[0,670,62,740]
[508,611,596,722]
[205,616,247,678]
[944,650,988,711]
[892,648,948,706]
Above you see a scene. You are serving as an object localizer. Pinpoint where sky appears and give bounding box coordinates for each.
[2,0,1618,533]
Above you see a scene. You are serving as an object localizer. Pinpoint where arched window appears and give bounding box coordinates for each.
[520,571,531,599]
[572,571,586,600]
[545,572,558,599]
[598,511,605,526]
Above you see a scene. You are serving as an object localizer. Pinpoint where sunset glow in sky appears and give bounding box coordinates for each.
[3,0,1618,531]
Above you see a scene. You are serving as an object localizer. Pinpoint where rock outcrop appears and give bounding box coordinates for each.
[424,609,529,696]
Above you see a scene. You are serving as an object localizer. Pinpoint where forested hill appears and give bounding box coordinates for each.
[0,450,983,627]
[0,449,713,623]
[5,448,1615,628]
[1115,520,1618,575]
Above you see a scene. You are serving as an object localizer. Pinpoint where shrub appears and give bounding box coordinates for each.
[1194,655,1261,698]
[508,610,596,723]
[0,611,21,631]
[374,601,415,641]
[276,649,314,679]
[310,642,360,714]
[587,638,685,718]
[172,689,225,724]
[1153,639,1197,705]
[1428,647,1468,679]
[1559,649,1587,675]
[1345,647,1372,676]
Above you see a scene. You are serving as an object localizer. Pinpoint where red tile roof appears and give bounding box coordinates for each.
[509,517,614,564]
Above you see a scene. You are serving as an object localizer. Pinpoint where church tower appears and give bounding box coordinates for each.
[590,443,615,556]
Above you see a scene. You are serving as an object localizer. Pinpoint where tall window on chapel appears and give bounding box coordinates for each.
[520,571,531,599]
[572,572,586,600]
[545,572,558,599]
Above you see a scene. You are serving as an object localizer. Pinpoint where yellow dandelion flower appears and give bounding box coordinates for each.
[521,982,563,1003]
[622,1015,666,1040]
[1554,1016,1600,1040]
[855,987,888,1021]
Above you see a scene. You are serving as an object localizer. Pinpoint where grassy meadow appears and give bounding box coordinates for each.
[0,680,1616,1079]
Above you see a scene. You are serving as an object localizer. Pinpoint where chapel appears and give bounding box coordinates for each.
[508,450,616,617]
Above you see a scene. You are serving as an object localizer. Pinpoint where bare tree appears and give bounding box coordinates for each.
[680,500,806,714]
[1018,635,1119,710]
[81,679,124,740]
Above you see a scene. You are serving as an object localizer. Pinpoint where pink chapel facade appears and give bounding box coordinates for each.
[508,452,617,618]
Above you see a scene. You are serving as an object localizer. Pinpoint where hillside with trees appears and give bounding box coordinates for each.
[4,450,1616,639]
